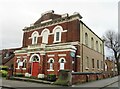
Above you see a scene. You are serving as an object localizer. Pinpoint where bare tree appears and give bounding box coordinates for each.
[103,30,120,75]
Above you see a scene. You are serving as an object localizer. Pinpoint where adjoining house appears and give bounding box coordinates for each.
[14,10,104,77]
[0,48,20,68]
[105,57,117,73]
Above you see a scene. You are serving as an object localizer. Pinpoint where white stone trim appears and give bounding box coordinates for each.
[46,49,76,53]
[41,19,52,24]
[47,69,54,71]
[58,54,66,57]
[24,17,80,32]
[76,55,81,58]
[48,58,54,63]
[40,28,50,36]
[29,37,32,39]
[63,30,67,32]
[22,68,26,70]
[62,13,68,18]
[29,54,40,63]
[58,57,66,63]
[48,54,55,57]
[17,56,21,58]
[15,53,27,55]
[85,67,89,70]
[23,56,27,58]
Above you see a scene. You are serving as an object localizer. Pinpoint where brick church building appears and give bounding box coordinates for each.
[14,10,104,78]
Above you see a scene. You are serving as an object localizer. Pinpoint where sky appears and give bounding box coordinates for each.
[0,0,119,57]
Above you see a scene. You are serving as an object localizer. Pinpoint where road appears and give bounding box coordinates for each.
[0,76,119,89]
[1,78,62,89]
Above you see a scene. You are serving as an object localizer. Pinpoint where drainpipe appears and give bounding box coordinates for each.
[81,23,83,72]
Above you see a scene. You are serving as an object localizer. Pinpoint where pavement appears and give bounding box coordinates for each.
[9,76,54,84]
[1,75,119,88]
[72,75,120,88]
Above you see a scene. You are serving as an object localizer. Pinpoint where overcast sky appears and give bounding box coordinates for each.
[0,0,119,56]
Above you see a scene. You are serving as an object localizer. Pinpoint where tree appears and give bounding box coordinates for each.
[103,30,120,75]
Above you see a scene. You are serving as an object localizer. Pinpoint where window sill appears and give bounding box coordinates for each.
[47,69,54,71]
[85,67,89,70]
[22,68,26,70]
[16,68,20,70]
[98,69,100,70]
[53,41,61,43]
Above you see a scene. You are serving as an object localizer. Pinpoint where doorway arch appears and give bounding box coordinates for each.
[29,54,40,77]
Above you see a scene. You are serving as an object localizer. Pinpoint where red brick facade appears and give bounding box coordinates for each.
[14,10,103,78]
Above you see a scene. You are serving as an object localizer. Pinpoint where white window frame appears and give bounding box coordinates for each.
[16,59,21,69]
[22,59,27,69]
[41,28,49,44]
[31,31,39,44]
[53,25,63,43]
[59,57,66,70]
[91,37,94,49]
[96,41,99,51]
[29,54,40,63]
[86,56,89,69]
[47,58,54,71]
[85,33,88,46]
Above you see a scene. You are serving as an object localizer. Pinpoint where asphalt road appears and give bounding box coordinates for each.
[1,79,62,89]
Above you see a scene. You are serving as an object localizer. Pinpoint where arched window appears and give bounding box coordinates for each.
[32,56,39,62]
[31,31,39,44]
[41,29,49,44]
[96,41,99,51]
[48,58,54,70]
[59,58,66,70]
[85,33,88,46]
[91,37,94,49]
[16,59,20,69]
[53,26,63,43]
[23,59,27,68]
[29,54,40,63]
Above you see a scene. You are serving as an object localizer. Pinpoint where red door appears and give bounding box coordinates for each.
[32,62,39,77]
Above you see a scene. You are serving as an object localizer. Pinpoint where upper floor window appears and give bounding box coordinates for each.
[41,28,49,44]
[31,31,39,44]
[53,26,63,43]
[100,44,102,53]
[85,33,88,46]
[91,37,94,49]
[96,41,99,51]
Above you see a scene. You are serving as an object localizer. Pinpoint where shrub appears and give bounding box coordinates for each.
[47,74,56,81]
[0,66,8,77]
[15,73,24,77]
[0,70,8,77]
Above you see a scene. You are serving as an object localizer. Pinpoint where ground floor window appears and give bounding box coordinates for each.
[59,58,66,70]
[48,58,54,70]
[16,59,21,69]
[23,59,27,68]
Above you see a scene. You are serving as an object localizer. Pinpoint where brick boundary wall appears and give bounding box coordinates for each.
[72,72,118,84]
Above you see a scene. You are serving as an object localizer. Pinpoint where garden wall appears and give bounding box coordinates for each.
[72,72,118,84]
